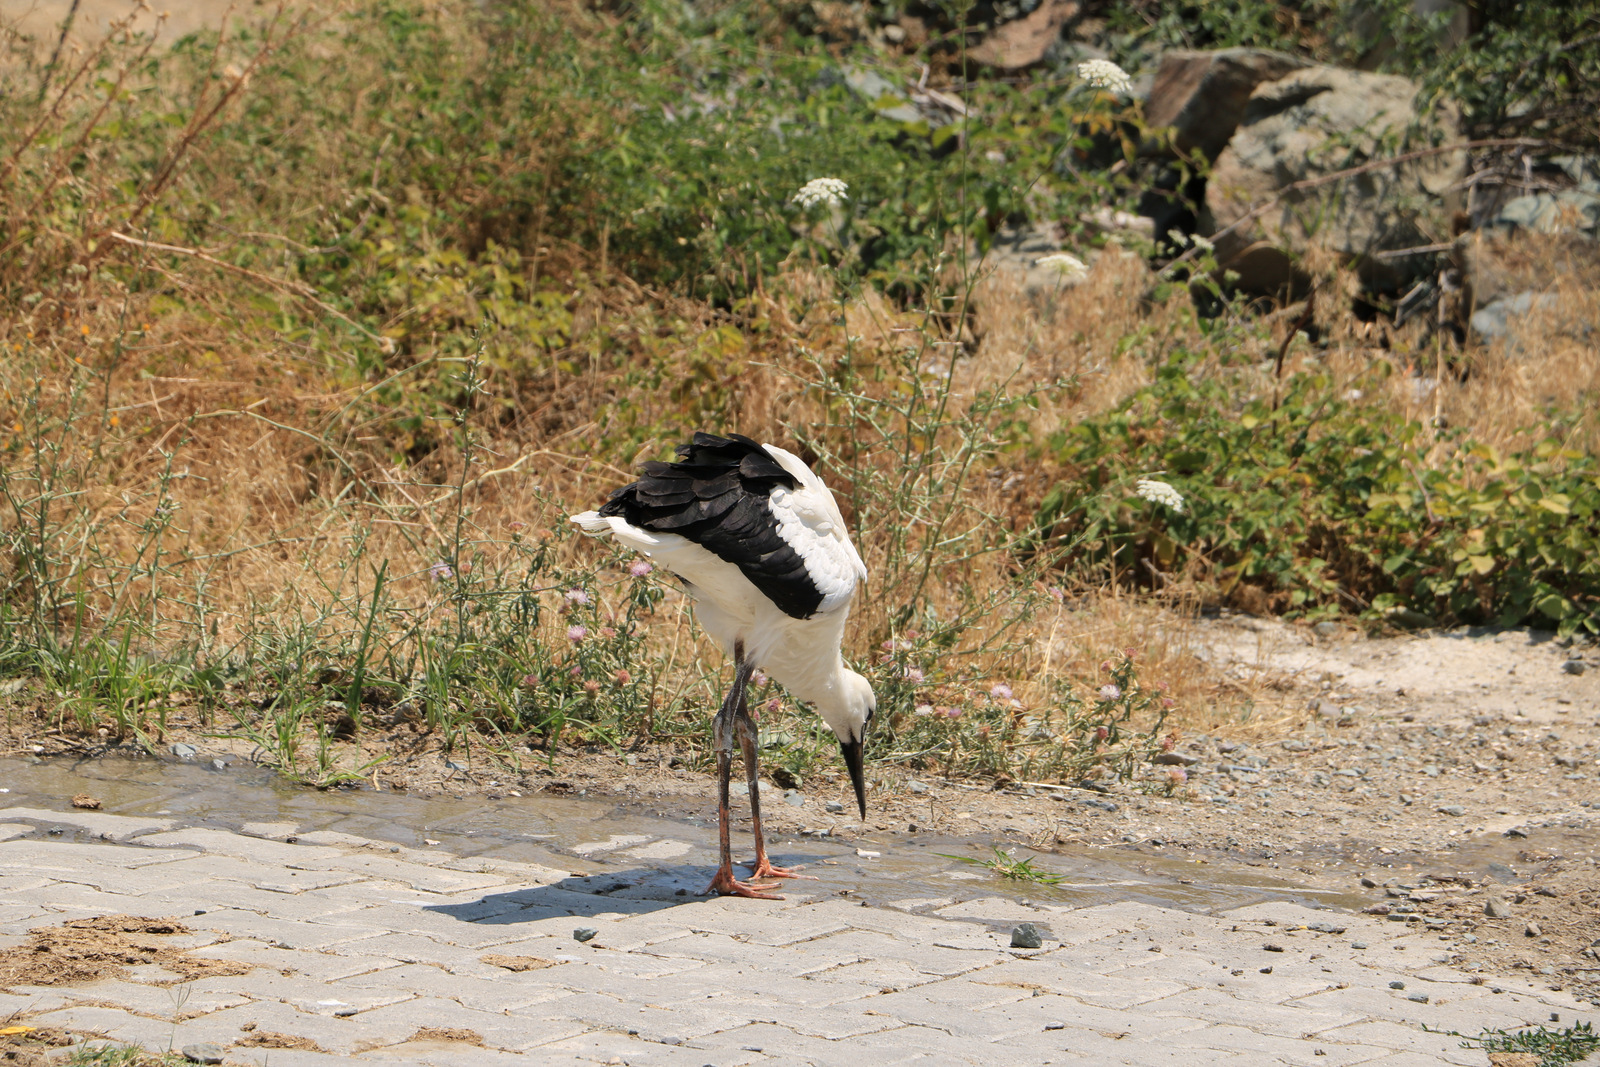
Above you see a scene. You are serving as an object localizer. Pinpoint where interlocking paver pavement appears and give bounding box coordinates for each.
[0,806,1592,1065]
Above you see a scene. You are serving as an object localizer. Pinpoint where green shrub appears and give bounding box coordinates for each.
[1039,352,1600,636]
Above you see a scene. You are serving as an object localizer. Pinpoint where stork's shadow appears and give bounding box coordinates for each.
[423,860,820,925]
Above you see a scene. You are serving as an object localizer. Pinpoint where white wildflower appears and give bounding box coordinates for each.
[792,177,849,209]
[1189,233,1214,252]
[1035,252,1089,283]
[1135,478,1185,513]
[1077,59,1133,95]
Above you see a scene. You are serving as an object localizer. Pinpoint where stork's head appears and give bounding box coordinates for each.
[816,668,875,819]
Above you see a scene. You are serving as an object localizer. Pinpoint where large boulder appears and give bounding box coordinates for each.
[1143,48,1310,162]
[968,0,1078,72]
[1202,66,1465,293]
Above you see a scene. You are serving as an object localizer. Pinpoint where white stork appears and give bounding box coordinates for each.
[571,432,874,899]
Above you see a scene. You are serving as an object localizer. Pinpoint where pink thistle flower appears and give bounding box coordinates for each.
[1095,725,1110,741]
[904,667,925,684]
[565,588,590,606]
[629,560,652,577]
[583,679,600,695]
[766,697,781,716]
[753,672,768,687]
[1160,734,1176,752]
[1098,684,1121,701]
[614,669,632,685]
[428,561,452,582]
[989,683,1013,701]
[1166,767,1188,785]
[566,625,587,643]
[521,673,539,688]
[506,520,527,531]
[599,626,616,638]
[881,640,895,651]
[943,706,963,720]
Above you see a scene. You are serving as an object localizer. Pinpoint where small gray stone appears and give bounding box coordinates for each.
[1307,922,1347,934]
[907,780,929,794]
[182,1044,224,1065]
[1407,992,1429,1003]
[1564,660,1587,676]
[1351,942,1367,950]
[1526,921,1542,938]
[573,927,598,943]
[783,790,805,807]
[1312,621,1340,638]
[825,800,845,814]
[171,742,199,760]
[209,758,228,771]
[1485,898,1510,918]
[1153,752,1199,766]
[1438,805,1465,817]
[1389,981,1405,989]
[1011,923,1043,949]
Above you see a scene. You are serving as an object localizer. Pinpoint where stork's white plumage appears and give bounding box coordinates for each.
[572,432,874,899]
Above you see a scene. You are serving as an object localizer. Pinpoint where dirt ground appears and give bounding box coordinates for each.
[4,615,1597,1011]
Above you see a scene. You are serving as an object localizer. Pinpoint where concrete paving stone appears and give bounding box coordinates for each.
[135,828,349,867]
[335,903,545,948]
[752,1000,914,1040]
[139,878,377,920]
[334,931,500,970]
[690,1021,919,1066]
[672,901,852,946]
[338,962,556,1013]
[474,945,703,982]
[1157,1022,1401,1065]
[642,930,870,978]
[527,989,751,1045]
[186,971,417,1015]
[1135,953,1346,1000]
[24,1004,187,1049]
[188,908,386,950]
[798,898,970,942]
[1056,899,1216,934]
[0,873,56,894]
[1292,984,1523,1033]
[292,854,517,894]
[695,971,883,1011]
[211,1049,353,1067]
[239,820,301,840]
[981,990,1216,1043]
[162,998,417,1055]
[0,823,35,842]
[552,918,698,953]
[1138,986,1363,1036]
[801,957,948,992]
[545,1029,767,1066]
[47,977,251,1019]
[186,939,402,982]
[0,840,195,871]
[27,859,216,897]
[149,853,369,895]
[990,1023,1243,1065]
[1316,1019,1497,1064]
[0,808,176,842]
[0,988,71,1016]
[934,896,1060,925]
[359,1040,574,1066]
[434,856,572,885]
[800,929,1007,976]
[969,958,1190,1009]
[0,901,63,928]
[345,994,567,1050]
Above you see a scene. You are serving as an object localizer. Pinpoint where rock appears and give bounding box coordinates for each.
[1563,659,1587,676]
[1205,65,1464,293]
[171,742,199,760]
[839,65,922,124]
[1263,943,1285,952]
[1525,921,1542,938]
[1438,805,1465,817]
[1484,897,1510,918]
[70,794,101,810]
[1308,922,1347,934]
[210,758,228,771]
[1312,621,1340,638]
[1407,992,1430,1003]
[968,0,1076,72]
[573,927,598,943]
[824,799,844,814]
[1360,877,1377,888]
[1153,752,1199,766]
[1389,980,1406,989]
[1011,923,1044,949]
[1351,941,1367,949]
[1470,290,1562,350]
[1144,48,1310,161]
[182,1044,224,1065]
[782,790,805,807]
[907,780,929,794]
[1491,190,1600,236]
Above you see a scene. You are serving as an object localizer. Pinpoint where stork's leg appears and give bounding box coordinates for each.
[736,692,815,882]
[705,651,779,900]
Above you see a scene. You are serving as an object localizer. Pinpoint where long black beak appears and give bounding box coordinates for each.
[839,737,867,818]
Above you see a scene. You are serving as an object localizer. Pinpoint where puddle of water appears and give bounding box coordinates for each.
[0,757,1364,916]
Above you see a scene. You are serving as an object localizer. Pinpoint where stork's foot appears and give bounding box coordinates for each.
[706,865,783,900]
[748,857,816,881]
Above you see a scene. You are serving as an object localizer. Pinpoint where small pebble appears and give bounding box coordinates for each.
[573,927,598,943]
[1563,660,1586,675]
[1264,944,1284,953]
[1525,921,1542,938]
[1011,923,1043,949]
[181,1044,224,1065]
[210,758,228,771]
[1351,942,1367,950]
[1437,805,1465,817]
[1407,993,1429,1003]
[825,800,844,814]
[1485,898,1510,918]
[171,742,198,760]
[1389,981,1405,989]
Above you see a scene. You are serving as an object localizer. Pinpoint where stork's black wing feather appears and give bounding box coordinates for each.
[597,433,822,618]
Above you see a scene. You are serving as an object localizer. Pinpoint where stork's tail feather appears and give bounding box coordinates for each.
[570,511,614,538]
